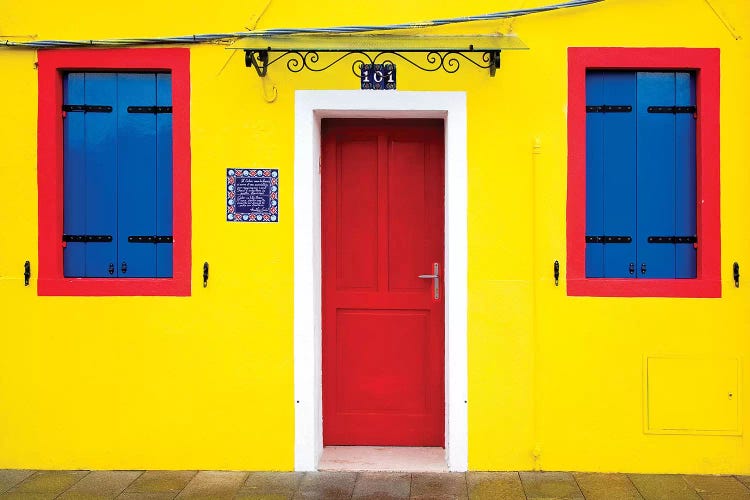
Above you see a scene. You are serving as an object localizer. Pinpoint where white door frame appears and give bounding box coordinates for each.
[293,90,468,471]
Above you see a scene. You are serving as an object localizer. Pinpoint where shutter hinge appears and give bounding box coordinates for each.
[127,106,172,114]
[647,105,696,114]
[63,234,113,243]
[62,104,113,113]
[647,235,697,244]
[585,235,632,244]
[127,235,173,243]
[586,105,632,113]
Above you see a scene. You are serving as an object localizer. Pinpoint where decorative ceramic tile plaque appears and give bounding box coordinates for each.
[227,168,279,222]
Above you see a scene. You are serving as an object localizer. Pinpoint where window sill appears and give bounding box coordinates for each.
[38,277,190,297]
[566,278,721,298]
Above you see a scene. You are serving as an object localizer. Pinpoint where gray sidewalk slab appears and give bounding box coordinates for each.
[410,472,467,499]
[236,471,304,499]
[682,475,750,500]
[175,471,248,500]
[629,474,702,500]
[125,471,197,495]
[294,472,357,500]
[520,471,584,499]
[467,472,525,500]
[352,472,410,499]
[573,472,642,500]
[3,470,88,497]
[58,470,143,499]
[1,470,750,499]
[0,471,36,494]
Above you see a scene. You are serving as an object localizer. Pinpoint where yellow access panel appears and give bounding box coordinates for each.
[645,357,740,435]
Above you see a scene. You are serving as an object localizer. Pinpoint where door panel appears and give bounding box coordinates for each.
[322,119,445,446]
[337,139,379,290]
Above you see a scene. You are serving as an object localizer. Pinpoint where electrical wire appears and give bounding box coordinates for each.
[1,0,603,48]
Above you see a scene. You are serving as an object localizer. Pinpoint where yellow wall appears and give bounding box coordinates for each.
[0,0,748,472]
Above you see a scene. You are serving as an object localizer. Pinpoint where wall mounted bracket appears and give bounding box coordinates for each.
[232,34,526,79]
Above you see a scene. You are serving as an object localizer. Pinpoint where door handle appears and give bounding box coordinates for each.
[418,263,440,300]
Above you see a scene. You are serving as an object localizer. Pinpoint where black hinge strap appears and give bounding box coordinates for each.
[62,105,113,113]
[647,236,698,244]
[585,235,632,243]
[586,105,632,113]
[647,106,697,114]
[63,234,113,242]
[127,106,172,114]
[128,235,173,243]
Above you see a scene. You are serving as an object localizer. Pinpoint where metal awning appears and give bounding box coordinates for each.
[228,34,528,77]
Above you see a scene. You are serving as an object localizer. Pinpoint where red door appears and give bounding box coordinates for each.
[322,119,445,446]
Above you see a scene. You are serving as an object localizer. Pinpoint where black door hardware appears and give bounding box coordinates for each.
[62,104,112,113]
[586,105,632,113]
[585,235,632,243]
[553,260,559,286]
[63,234,112,242]
[128,235,173,243]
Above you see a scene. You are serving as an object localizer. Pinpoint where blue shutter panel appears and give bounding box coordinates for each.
[117,73,158,278]
[62,73,87,277]
[585,71,605,278]
[83,74,119,277]
[155,73,173,278]
[62,73,118,278]
[601,72,637,278]
[674,72,697,278]
[587,72,637,278]
[636,72,677,278]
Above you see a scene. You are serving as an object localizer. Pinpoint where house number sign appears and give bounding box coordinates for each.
[361,63,396,90]
[227,168,279,222]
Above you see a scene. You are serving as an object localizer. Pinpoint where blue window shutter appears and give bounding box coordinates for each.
[675,72,697,278]
[117,73,158,278]
[156,73,173,278]
[585,72,605,278]
[601,72,637,278]
[64,73,118,277]
[63,73,87,277]
[83,74,119,277]
[636,72,677,278]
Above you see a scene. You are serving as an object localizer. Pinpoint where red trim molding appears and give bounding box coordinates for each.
[37,48,191,296]
[566,47,721,298]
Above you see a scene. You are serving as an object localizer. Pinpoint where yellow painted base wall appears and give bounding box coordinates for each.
[0,0,748,473]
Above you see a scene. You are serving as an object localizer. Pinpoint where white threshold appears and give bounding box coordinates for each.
[318,446,448,472]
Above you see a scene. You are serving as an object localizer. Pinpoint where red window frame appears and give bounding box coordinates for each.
[567,47,721,298]
[37,48,191,296]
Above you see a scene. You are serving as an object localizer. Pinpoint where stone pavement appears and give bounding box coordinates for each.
[1,470,749,499]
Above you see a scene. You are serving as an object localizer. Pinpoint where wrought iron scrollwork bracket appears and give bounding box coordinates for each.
[244,49,501,77]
